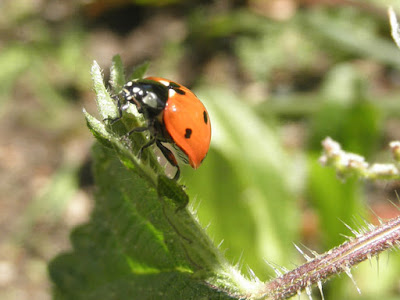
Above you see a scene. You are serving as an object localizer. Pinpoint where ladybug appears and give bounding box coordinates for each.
[115,76,211,180]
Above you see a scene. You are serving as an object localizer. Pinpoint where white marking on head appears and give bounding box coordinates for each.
[132,87,140,93]
[126,81,133,86]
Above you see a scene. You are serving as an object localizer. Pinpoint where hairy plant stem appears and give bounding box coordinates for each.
[259,215,400,299]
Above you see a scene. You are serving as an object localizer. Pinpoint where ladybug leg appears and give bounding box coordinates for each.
[137,138,155,159]
[155,140,180,180]
[127,126,148,136]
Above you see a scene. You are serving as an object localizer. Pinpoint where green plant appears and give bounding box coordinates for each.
[48,53,400,299]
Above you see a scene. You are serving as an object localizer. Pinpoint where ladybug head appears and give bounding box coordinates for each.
[121,79,169,118]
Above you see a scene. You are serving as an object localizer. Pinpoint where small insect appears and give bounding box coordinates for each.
[113,77,211,180]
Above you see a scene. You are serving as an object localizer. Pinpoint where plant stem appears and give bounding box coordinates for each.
[260,215,400,299]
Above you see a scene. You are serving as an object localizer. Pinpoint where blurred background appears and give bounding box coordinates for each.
[2,0,400,299]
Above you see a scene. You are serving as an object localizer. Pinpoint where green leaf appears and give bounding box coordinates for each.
[48,143,259,299]
[109,55,126,93]
[128,61,150,81]
[157,175,189,210]
[91,60,119,121]
[83,108,113,148]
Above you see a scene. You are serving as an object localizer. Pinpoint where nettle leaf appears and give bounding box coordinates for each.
[49,56,262,299]
[49,144,239,300]
[109,55,126,93]
[128,61,150,81]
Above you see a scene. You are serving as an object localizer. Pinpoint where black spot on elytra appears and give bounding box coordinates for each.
[185,128,192,139]
[169,82,180,88]
[175,88,186,95]
[203,111,208,124]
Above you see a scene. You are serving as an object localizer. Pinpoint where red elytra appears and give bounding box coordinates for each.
[146,77,211,169]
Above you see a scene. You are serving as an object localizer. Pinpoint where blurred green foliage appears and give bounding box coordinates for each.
[3,0,400,299]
